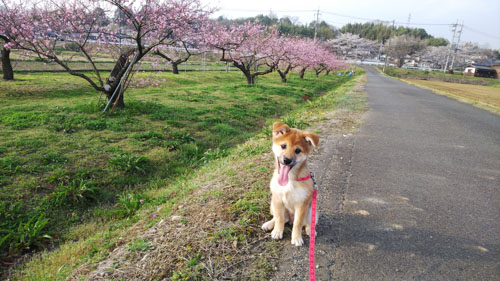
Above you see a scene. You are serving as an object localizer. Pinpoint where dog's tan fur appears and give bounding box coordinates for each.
[262,122,319,246]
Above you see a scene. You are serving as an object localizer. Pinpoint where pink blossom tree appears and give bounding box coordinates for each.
[204,21,278,84]
[271,37,304,83]
[1,0,211,108]
[0,1,17,80]
[293,39,322,79]
[154,41,195,74]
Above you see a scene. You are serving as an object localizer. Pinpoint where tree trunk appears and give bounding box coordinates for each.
[172,62,179,74]
[105,86,125,109]
[1,47,14,81]
[233,62,254,84]
[299,68,306,79]
[245,72,254,84]
[104,53,132,109]
[325,70,330,75]
[277,70,287,83]
[398,58,404,68]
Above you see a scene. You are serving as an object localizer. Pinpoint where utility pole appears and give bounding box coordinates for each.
[407,13,411,27]
[443,20,458,72]
[313,8,320,41]
[383,20,395,73]
[450,21,464,71]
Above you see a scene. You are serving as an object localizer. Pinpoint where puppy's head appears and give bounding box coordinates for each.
[272,121,319,186]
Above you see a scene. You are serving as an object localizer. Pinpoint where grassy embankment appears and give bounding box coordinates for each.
[379,67,500,114]
[0,69,364,279]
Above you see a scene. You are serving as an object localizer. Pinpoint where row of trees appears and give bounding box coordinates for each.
[217,15,336,41]
[0,0,344,108]
[339,22,448,46]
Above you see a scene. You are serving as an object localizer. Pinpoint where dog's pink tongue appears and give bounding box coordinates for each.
[278,164,291,186]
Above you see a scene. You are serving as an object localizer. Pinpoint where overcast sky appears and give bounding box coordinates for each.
[200,0,500,50]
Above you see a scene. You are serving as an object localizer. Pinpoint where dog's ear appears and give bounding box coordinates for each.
[303,132,319,148]
[272,122,290,138]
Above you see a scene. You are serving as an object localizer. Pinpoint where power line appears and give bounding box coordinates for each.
[462,26,500,40]
[218,8,315,13]
[218,8,456,27]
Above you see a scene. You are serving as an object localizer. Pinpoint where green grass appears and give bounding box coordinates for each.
[0,69,354,269]
[379,66,499,86]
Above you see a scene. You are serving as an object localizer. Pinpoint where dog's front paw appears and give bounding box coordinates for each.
[291,235,304,246]
[271,229,283,240]
[262,220,274,232]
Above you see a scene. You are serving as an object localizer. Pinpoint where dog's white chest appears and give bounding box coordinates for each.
[270,179,309,211]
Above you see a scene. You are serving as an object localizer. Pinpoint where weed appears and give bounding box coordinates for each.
[52,179,100,207]
[115,193,145,217]
[214,123,238,137]
[1,213,51,253]
[84,119,108,130]
[201,148,228,163]
[128,238,154,252]
[40,152,67,165]
[280,115,308,129]
[0,156,23,175]
[131,131,165,141]
[1,112,49,129]
[171,131,195,144]
[109,152,150,175]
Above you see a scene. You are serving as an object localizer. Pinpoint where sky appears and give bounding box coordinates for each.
[200,0,500,50]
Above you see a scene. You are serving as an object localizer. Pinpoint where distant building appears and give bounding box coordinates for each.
[489,63,500,79]
[463,64,498,79]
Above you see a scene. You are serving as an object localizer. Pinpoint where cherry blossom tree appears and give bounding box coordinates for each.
[271,37,310,83]
[384,34,426,68]
[0,2,16,80]
[154,41,194,74]
[1,0,211,108]
[292,39,319,79]
[153,23,206,74]
[204,21,278,84]
[327,33,379,60]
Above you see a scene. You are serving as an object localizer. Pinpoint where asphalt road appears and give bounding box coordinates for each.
[272,67,500,280]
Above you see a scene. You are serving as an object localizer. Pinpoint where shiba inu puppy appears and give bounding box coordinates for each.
[262,121,319,246]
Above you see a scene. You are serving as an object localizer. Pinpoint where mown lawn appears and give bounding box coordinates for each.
[0,70,353,270]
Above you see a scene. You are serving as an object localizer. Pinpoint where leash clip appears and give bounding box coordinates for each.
[310,172,318,190]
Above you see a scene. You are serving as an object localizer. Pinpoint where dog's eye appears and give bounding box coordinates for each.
[295,148,301,154]
[281,144,286,149]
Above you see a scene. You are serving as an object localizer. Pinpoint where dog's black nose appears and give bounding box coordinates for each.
[283,157,292,165]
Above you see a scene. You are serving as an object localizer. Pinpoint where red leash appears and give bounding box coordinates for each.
[309,188,317,281]
[293,172,319,281]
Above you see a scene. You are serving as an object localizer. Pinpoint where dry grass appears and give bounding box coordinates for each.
[402,79,500,114]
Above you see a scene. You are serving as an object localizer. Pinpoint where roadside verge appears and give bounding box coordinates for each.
[14,73,367,281]
[376,67,500,115]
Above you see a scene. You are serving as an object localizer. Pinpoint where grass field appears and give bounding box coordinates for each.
[0,69,359,278]
[403,79,500,114]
